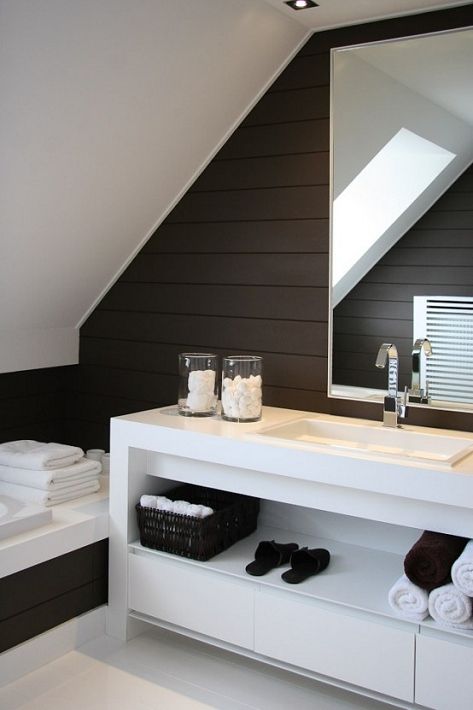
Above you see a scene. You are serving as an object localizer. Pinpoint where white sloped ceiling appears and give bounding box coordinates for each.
[0,0,306,373]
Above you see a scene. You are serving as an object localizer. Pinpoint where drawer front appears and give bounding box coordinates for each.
[128,553,254,649]
[254,590,414,702]
[416,633,473,710]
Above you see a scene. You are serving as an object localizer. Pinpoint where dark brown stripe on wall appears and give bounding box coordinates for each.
[0,540,108,652]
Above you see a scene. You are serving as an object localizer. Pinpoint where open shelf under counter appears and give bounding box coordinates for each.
[129,524,407,623]
[127,525,418,702]
[129,524,473,644]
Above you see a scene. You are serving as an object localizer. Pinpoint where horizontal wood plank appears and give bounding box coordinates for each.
[97,283,327,321]
[192,153,329,192]
[268,52,330,92]
[122,253,329,287]
[243,85,329,125]
[143,219,329,253]
[216,119,329,159]
[168,185,329,222]
[82,311,328,357]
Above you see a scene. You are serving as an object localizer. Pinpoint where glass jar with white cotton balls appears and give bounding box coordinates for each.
[221,355,263,422]
[178,353,218,417]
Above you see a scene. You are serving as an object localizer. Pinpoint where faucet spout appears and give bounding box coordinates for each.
[375,342,408,427]
[410,338,432,403]
[375,343,399,398]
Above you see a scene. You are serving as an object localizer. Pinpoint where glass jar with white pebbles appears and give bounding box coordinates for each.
[221,356,262,422]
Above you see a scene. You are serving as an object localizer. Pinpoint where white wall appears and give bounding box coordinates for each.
[0,0,306,373]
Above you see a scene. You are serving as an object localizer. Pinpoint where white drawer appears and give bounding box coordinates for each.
[254,589,414,702]
[128,552,254,649]
[416,632,473,710]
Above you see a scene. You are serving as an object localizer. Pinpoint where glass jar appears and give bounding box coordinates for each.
[221,355,263,422]
[178,353,218,417]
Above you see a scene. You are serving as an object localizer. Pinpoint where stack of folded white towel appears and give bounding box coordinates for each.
[0,440,101,506]
[389,539,473,629]
[140,494,213,519]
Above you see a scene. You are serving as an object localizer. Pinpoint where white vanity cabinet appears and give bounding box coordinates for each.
[109,405,473,708]
[254,589,414,701]
[128,551,254,649]
[415,631,473,710]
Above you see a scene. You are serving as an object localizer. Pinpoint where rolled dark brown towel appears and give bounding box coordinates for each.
[404,531,468,592]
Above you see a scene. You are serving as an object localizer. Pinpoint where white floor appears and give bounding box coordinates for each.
[0,628,396,710]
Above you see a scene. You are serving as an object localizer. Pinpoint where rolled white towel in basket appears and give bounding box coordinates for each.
[451,539,473,596]
[139,494,213,518]
[0,440,84,470]
[388,574,429,622]
[428,583,473,629]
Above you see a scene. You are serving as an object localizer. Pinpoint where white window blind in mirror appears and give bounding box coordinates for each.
[414,296,473,404]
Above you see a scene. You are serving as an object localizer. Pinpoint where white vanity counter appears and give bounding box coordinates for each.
[108,405,473,710]
[110,405,473,535]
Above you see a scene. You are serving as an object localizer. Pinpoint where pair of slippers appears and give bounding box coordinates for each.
[245,540,330,584]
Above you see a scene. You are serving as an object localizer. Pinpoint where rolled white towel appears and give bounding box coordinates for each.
[140,495,158,508]
[186,503,203,517]
[156,497,174,513]
[172,500,191,515]
[197,505,214,519]
[428,583,473,629]
[388,574,429,622]
[451,539,473,596]
[139,495,214,518]
[0,458,101,491]
[0,440,84,470]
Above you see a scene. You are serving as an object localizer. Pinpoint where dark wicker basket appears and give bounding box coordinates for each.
[136,483,260,561]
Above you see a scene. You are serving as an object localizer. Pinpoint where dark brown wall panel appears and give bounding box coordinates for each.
[0,540,108,652]
[192,153,329,192]
[0,366,76,445]
[77,5,473,450]
[142,219,329,253]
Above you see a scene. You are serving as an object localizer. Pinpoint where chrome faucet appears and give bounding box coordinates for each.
[409,338,432,403]
[375,343,408,427]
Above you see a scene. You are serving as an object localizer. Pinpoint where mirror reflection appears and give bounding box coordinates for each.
[329,28,473,411]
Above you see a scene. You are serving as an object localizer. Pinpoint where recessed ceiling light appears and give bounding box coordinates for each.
[285,0,319,10]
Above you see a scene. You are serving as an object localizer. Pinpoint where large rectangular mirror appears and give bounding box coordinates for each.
[329,27,473,412]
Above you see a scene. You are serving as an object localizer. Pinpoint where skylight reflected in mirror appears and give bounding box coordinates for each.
[332,128,455,305]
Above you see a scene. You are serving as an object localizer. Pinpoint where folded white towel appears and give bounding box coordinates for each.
[451,539,473,596]
[0,458,101,491]
[388,574,429,622]
[139,494,213,518]
[0,440,84,470]
[0,479,100,506]
[428,583,473,629]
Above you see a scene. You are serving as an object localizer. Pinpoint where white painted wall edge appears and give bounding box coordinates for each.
[0,327,79,373]
[76,29,312,330]
[0,605,106,687]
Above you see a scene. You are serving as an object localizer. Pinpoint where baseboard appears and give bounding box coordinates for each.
[0,605,106,686]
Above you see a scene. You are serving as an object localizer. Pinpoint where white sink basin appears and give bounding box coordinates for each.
[257,417,473,466]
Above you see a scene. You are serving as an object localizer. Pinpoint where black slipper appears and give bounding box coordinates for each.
[245,540,299,576]
[281,547,330,584]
